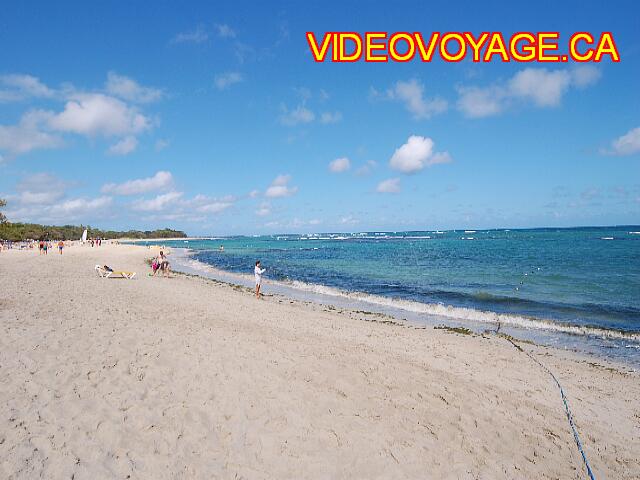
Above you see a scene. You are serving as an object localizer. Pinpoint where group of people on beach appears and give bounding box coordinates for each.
[142,243,264,296]
[2,238,107,255]
[0,239,70,253]
[38,240,65,255]
[151,250,171,277]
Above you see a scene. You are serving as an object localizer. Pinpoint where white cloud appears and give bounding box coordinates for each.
[189,194,236,213]
[0,74,55,102]
[570,65,602,88]
[279,88,340,126]
[376,177,401,193]
[0,74,160,159]
[279,104,315,126]
[293,87,312,102]
[329,157,351,173]
[456,85,503,118]
[172,26,209,44]
[196,201,233,214]
[175,194,236,217]
[234,42,255,64]
[0,111,63,155]
[389,135,452,174]
[320,111,342,124]
[214,72,243,90]
[7,195,113,223]
[58,196,113,216]
[215,24,236,38]
[107,136,138,155]
[0,173,113,225]
[132,191,183,211]
[102,171,174,196]
[15,172,66,190]
[339,215,359,225]
[13,173,69,204]
[135,193,235,219]
[272,174,291,185]
[15,190,62,204]
[48,93,152,137]
[581,187,601,200]
[265,174,298,198]
[429,151,453,165]
[355,160,377,177]
[155,139,169,151]
[604,127,640,156]
[509,69,572,107]
[368,86,382,100]
[387,79,448,119]
[256,202,271,216]
[457,66,601,118]
[105,72,163,103]
[248,189,260,198]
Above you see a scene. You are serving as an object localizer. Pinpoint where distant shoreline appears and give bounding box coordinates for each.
[121,224,640,240]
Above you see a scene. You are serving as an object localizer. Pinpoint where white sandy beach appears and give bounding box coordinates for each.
[0,243,639,479]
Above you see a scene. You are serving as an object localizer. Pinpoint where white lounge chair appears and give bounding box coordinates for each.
[95,265,136,279]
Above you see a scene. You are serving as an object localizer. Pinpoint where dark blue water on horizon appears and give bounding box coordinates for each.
[143,226,640,360]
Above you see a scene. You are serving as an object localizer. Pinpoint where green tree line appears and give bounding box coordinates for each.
[0,199,186,241]
[0,222,187,242]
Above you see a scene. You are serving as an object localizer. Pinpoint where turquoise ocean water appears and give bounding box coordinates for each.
[143,226,640,365]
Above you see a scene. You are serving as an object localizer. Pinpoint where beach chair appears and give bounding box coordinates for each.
[95,265,136,279]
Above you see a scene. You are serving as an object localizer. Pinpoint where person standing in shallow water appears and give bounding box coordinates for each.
[254,260,266,299]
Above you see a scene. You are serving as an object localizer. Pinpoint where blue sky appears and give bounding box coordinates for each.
[0,0,638,235]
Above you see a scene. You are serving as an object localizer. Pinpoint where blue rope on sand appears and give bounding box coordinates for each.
[504,337,596,480]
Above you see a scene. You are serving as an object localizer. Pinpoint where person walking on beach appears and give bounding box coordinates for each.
[38,240,44,254]
[58,240,64,255]
[255,260,266,299]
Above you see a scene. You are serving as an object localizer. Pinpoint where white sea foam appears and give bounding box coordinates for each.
[286,279,640,342]
[172,250,640,344]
